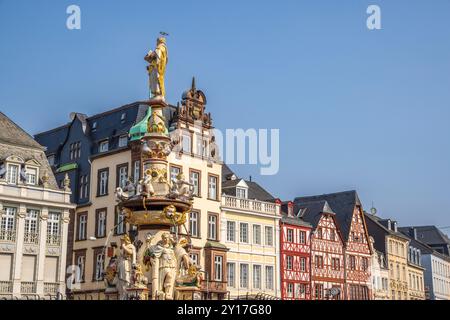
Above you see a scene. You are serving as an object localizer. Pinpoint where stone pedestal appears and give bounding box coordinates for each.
[127,287,150,300]
[175,286,203,300]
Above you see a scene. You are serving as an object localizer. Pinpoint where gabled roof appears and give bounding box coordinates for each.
[294,190,361,241]
[296,200,336,229]
[364,213,410,240]
[0,112,44,150]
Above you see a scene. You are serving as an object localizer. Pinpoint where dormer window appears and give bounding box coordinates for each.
[99,140,109,153]
[120,113,126,123]
[118,135,128,148]
[26,167,37,185]
[7,164,19,184]
[92,121,97,132]
[236,187,247,199]
[47,155,55,166]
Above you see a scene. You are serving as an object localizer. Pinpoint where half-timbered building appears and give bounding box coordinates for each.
[296,200,345,300]
[279,201,312,300]
[295,191,372,300]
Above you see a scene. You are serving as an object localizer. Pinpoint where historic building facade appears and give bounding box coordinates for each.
[369,237,390,300]
[0,112,75,299]
[279,201,312,300]
[221,166,281,299]
[365,213,410,300]
[295,191,372,300]
[35,80,228,299]
[296,200,345,300]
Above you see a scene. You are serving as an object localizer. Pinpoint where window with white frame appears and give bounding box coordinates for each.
[170,166,181,182]
[133,161,140,184]
[287,283,294,298]
[189,171,200,197]
[208,175,218,200]
[70,142,81,160]
[300,257,306,272]
[118,135,128,148]
[236,187,247,199]
[0,207,16,241]
[7,164,19,184]
[78,214,87,240]
[94,252,105,280]
[227,221,236,242]
[182,132,191,153]
[24,209,39,244]
[227,262,236,288]
[299,231,306,244]
[96,210,106,238]
[26,167,37,185]
[46,212,60,245]
[253,265,261,289]
[196,135,203,156]
[98,170,108,196]
[118,165,128,189]
[265,266,274,290]
[189,253,199,266]
[120,112,126,123]
[79,175,89,200]
[286,255,293,270]
[240,223,248,243]
[287,228,294,242]
[214,255,223,281]
[240,264,249,288]
[265,226,273,246]
[189,211,199,238]
[253,225,261,245]
[77,255,85,282]
[208,214,217,240]
[115,209,126,235]
[99,140,109,153]
[297,283,306,298]
[202,138,209,158]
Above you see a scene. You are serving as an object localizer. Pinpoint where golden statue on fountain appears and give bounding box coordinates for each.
[145,34,168,100]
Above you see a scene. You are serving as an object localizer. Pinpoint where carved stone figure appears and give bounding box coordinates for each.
[124,178,136,197]
[209,135,220,162]
[104,256,119,293]
[139,170,155,197]
[169,173,194,201]
[41,170,50,188]
[63,173,71,191]
[147,232,177,300]
[131,264,148,289]
[148,111,167,134]
[115,187,129,202]
[145,37,168,100]
[117,235,137,300]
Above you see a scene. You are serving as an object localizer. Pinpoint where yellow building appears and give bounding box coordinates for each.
[365,213,410,300]
[59,81,227,299]
[221,167,281,299]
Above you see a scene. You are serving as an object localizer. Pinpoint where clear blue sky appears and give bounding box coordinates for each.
[1,0,450,232]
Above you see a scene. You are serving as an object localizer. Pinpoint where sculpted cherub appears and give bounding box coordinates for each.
[168,173,194,201]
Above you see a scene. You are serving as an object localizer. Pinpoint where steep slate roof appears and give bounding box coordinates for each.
[0,112,44,149]
[221,164,275,201]
[294,190,361,241]
[296,200,335,229]
[400,226,450,246]
[0,112,58,189]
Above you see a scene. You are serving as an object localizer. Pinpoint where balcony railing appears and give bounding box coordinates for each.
[0,229,16,242]
[0,281,13,293]
[46,234,61,246]
[222,195,280,215]
[20,281,37,294]
[24,232,39,244]
[44,282,59,295]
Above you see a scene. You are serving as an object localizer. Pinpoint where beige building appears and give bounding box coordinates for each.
[69,81,228,299]
[221,167,281,299]
[0,112,75,299]
[369,238,390,300]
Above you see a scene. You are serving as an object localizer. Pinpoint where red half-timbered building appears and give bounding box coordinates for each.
[295,191,373,300]
[296,200,345,300]
[279,201,312,300]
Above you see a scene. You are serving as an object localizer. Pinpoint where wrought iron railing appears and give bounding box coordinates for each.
[46,234,61,246]
[0,229,16,242]
[23,232,39,244]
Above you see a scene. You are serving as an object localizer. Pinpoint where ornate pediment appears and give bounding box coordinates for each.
[178,77,212,127]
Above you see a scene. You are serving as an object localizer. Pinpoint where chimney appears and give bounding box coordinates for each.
[387,220,391,231]
[412,228,418,240]
[393,221,398,232]
[249,175,252,182]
